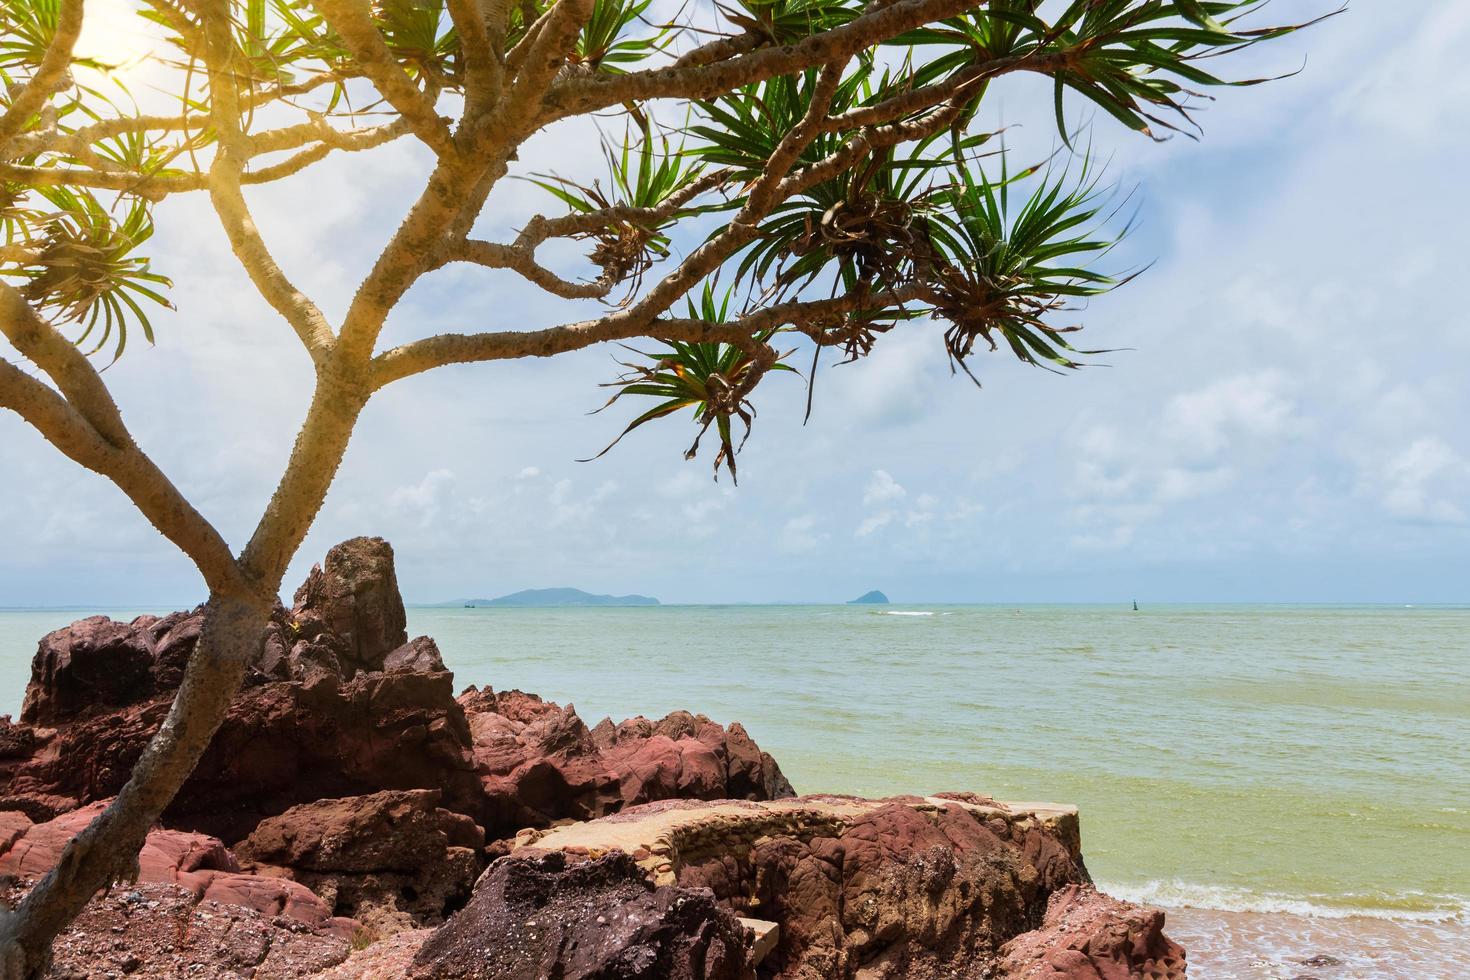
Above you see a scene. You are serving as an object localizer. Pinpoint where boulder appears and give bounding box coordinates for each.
[461,687,794,835]
[674,799,1076,978]
[236,790,484,935]
[291,536,408,676]
[0,667,482,840]
[385,636,447,674]
[997,883,1186,979]
[19,615,157,725]
[409,851,754,979]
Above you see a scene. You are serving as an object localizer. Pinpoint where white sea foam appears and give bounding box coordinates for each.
[881,610,934,616]
[1101,879,1470,924]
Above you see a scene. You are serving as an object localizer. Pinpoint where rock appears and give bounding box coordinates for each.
[676,799,1071,978]
[385,636,446,674]
[291,536,408,676]
[319,930,435,979]
[508,795,1173,980]
[996,883,1186,979]
[0,802,354,936]
[0,809,32,853]
[0,666,483,840]
[409,851,754,979]
[461,687,794,835]
[236,790,484,935]
[19,615,157,725]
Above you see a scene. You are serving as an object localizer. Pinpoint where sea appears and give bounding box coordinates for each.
[1,603,1466,978]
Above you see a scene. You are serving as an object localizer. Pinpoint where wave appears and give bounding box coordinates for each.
[881,611,934,617]
[1100,879,1470,924]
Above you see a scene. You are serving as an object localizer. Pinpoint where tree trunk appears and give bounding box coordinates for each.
[0,592,270,978]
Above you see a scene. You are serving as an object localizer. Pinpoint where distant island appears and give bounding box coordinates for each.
[457,588,660,607]
[847,590,890,605]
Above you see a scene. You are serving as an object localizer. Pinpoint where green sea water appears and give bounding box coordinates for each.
[2,603,1467,926]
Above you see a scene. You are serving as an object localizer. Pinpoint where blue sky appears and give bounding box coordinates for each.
[2,1,1468,606]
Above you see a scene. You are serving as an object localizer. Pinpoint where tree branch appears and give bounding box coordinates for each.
[0,0,85,153]
[0,283,130,446]
[368,283,926,387]
[201,0,336,361]
[541,0,986,119]
[515,169,732,247]
[311,0,455,154]
[446,238,617,300]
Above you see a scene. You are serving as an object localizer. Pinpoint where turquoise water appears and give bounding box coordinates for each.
[2,604,1467,927]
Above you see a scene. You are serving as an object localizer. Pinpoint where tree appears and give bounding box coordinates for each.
[0,0,1325,971]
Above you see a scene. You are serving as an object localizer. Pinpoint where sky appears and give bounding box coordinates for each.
[2,1,1468,607]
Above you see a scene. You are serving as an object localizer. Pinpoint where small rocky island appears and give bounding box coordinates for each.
[459,587,660,607]
[0,539,1182,978]
[847,590,890,604]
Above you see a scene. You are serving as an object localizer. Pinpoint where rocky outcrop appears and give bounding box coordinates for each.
[997,884,1186,980]
[462,688,793,834]
[15,538,406,733]
[236,790,484,935]
[0,536,1177,979]
[409,851,754,979]
[0,540,788,844]
[505,794,1137,980]
[21,613,177,726]
[288,537,409,678]
[0,659,483,841]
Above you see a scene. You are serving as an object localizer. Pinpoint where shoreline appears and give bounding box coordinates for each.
[1161,905,1470,979]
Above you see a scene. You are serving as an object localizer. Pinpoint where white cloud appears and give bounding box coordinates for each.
[863,470,907,506]
[387,469,455,527]
[1375,438,1469,524]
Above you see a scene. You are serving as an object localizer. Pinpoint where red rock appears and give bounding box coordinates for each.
[237,789,482,873]
[997,884,1186,979]
[459,687,794,835]
[19,615,157,725]
[235,790,485,934]
[385,636,447,673]
[291,536,408,676]
[0,809,31,854]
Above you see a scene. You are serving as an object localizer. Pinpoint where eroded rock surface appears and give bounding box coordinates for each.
[236,790,484,935]
[503,794,1176,980]
[462,687,793,834]
[997,883,1186,980]
[410,851,754,980]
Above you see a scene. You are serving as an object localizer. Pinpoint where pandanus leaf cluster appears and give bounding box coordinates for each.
[586,284,797,481]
